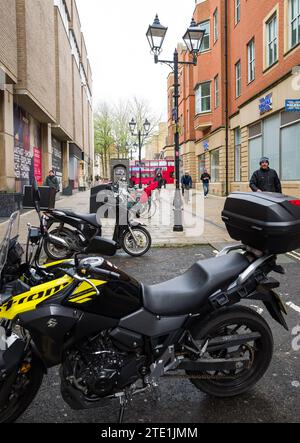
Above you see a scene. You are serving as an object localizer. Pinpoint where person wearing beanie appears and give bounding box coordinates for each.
[249,157,282,193]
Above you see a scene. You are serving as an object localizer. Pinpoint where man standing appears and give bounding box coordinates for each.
[201,169,211,198]
[250,157,282,193]
[44,170,60,193]
[181,172,193,203]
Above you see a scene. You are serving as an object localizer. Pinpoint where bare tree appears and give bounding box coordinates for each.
[94,103,114,178]
[129,96,161,150]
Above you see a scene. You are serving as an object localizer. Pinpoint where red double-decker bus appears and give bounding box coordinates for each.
[129,160,175,187]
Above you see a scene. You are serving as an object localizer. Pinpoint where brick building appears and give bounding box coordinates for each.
[0,0,93,215]
[167,0,300,196]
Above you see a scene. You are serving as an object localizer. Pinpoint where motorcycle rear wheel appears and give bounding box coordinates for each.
[0,354,44,423]
[187,306,273,398]
[44,227,78,260]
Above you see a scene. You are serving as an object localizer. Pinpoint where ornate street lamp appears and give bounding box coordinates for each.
[129,118,151,189]
[147,16,205,232]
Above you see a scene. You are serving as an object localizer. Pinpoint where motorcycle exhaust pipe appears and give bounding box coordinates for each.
[47,234,69,248]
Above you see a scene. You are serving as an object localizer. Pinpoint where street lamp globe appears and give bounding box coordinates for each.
[183,18,205,62]
[129,118,136,135]
[143,119,151,134]
[146,15,168,58]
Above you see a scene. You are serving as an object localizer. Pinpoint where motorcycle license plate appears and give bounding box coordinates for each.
[273,291,288,315]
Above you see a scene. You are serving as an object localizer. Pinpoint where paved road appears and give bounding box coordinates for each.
[17,246,300,423]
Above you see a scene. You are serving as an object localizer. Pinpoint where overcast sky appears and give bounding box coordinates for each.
[76,0,197,121]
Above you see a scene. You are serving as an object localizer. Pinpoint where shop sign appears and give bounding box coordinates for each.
[203,141,209,152]
[259,93,273,114]
[285,99,300,112]
[33,147,42,184]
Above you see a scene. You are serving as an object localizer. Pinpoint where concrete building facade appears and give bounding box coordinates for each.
[167,0,300,196]
[0,0,93,215]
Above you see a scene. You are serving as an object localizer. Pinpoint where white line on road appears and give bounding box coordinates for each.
[287,252,300,261]
[286,301,300,314]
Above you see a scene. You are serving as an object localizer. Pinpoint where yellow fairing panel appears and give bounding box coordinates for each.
[0,276,73,321]
[68,279,107,305]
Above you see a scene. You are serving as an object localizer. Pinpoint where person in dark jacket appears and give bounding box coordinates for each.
[250,157,282,193]
[44,170,60,192]
[201,169,211,198]
[181,172,193,203]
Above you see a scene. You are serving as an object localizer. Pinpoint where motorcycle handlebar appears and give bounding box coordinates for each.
[84,265,121,281]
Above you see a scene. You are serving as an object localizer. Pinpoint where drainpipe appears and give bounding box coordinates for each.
[225,0,229,196]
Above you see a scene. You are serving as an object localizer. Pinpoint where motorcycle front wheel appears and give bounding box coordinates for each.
[0,353,44,423]
[121,226,152,257]
[44,227,78,260]
[187,306,274,398]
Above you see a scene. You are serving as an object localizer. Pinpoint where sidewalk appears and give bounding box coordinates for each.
[0,189,233,249]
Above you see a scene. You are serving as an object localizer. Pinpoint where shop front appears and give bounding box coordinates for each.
[13,103,42,193]
[230,76,300,197]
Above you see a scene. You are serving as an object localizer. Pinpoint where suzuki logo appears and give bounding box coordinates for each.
[47,318,58,328]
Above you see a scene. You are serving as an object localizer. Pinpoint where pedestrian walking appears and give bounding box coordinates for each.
[201,169,211,198]
[154,171,164,198]
[250,157,282,193]
[44,170,60,193]
[181,172,192,203]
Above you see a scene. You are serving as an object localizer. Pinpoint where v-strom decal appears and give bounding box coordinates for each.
[0,276,73,320]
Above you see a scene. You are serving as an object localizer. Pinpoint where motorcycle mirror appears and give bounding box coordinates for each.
[83,237,117,257]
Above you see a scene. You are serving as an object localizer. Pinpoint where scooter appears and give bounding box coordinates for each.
[43,184,152,260]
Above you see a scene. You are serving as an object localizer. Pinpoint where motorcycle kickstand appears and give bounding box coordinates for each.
[118,395,128,424]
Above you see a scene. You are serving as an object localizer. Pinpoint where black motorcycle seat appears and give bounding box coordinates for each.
[142,253,249,316]
[55,210,100,227]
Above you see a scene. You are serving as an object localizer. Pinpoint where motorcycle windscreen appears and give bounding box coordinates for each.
[0,211,20,279]
[84,237,117,256]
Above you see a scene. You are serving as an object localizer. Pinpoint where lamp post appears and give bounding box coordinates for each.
[146,15,205,232]
[129,118,151,189]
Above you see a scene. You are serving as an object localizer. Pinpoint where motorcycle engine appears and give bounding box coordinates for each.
[62,332,143,408]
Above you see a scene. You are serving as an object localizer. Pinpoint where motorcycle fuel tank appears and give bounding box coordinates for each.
[66,259,142,320]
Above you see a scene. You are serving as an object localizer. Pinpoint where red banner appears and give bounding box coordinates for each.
[33,147,43,185]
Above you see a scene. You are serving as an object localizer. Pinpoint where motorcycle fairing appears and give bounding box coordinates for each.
[0,276,73,321]
[0,275,109,321]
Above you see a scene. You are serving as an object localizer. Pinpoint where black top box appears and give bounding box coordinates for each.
[222,192,300,254]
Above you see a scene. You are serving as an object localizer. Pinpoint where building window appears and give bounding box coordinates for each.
[235,0,241,24]
[247,39,255,83]
[214,75,220,108]
[266,14,278,67]
[211,149,220,182]
[196,82,211,114]
[70,30,80,67]
[235,61,241,97]
[281,111,300,180]
[248,112,300,180]
[290,0,300,48]
[213,9,218,43]
[200,21,210,52]
[54,0,69,33]
[234,128,241,182]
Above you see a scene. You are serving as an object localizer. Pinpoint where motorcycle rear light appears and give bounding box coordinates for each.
[289,200,300,207]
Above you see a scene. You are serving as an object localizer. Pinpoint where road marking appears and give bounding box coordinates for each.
[286,301,300,314]
[287,251,300,262]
